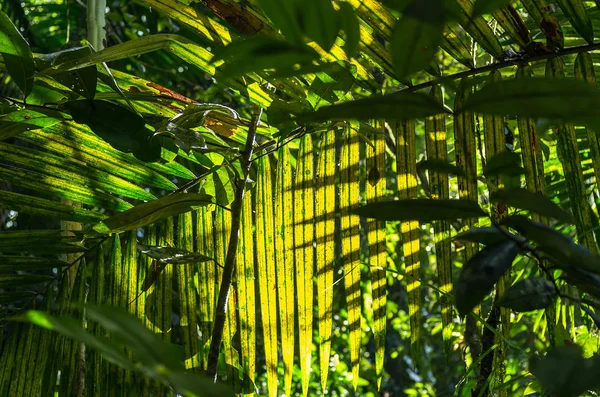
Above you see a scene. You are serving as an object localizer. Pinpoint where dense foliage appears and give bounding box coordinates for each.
[3,0,600,396]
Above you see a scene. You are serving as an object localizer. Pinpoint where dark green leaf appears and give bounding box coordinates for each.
[0,256,67,272]
[501,215,600,274]
[300,91,447,122]
[483,151,525,177]
[460,78,600,124]
[18,310,134,369]
[84,305,185,371]
[258,0,303,45]
[0,274,53,287]
[455,240,520,316]
[454,226,510,246]
[213,36,319,79]
[473,0,513,16]
[353,199,486,222]
[167,372,236,397]
[303,0,338,51]
[0,11,34,97]
[337,3,360,57]
[497,277,557,312]
[64,100,161,162]
[391,0,444,80]
[91,193,214,235]
[0,291,36,305]
[52,47,98,99]
[491,188,574,223]
[530,346,600,397]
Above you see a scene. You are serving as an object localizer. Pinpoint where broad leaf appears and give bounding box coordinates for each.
[491,188,575,224]
[353,199,486,222]
[502,215,600,274]
[212,36,319,79]
[64,100,162,162]
[460,78,600,127]
[455,240,520,316]
[497,277,557,312]
[300,91,447,122]
[91,193,214,235]
[391,0,445,80]
[0,11,34,97]
[483,151,525,177]
[0,274,53,288]
[303,0,338,51]
[454,226,510,246]
[258,0,303,45]
[337,3,360,57]
[530,346,600,397]
[18,311,134,370]
[0,108,66,140]
[51,47,98,99]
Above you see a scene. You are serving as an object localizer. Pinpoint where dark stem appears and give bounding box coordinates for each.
[206,106,263,378]
[406,42,600,93]
[473,305,500,397]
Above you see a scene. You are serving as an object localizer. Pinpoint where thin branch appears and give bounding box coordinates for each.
[206,105,263,378]
[406,42,600,93]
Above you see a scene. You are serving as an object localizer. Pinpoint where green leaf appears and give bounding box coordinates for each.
[337,3,360,57]
[473,0,513,16]
[0,11,34,97]
[497,277,557,312]
[18,310,134,370]
[353,199,486,222]
[0,108,65,140]
[84,305,185,371]
[0,274,53,288]
[491,188,575,224]
[303,0,338,51]
[41,34,214,76]
[454,226,510,246]
[300,91,447,122]
[64,100,162,162]
[455,240,520,316]
[529,346,600,397]
[213,36,319,79]
[258,0,303,45]
[483,151,525,177]
[51,47,98,99]
[460,78,600,125]
[0,256,67,272]
[0,291,36,305]
[501,215,600,275]
[307,62,356,109]
[391,0,444,80]
[91,193,214,235]
[167,372,236,397]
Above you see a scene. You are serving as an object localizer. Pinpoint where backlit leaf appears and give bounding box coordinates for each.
[91,193,214,235]
[0,11,34,97]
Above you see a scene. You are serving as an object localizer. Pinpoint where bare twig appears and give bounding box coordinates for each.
[206,105,263,378]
